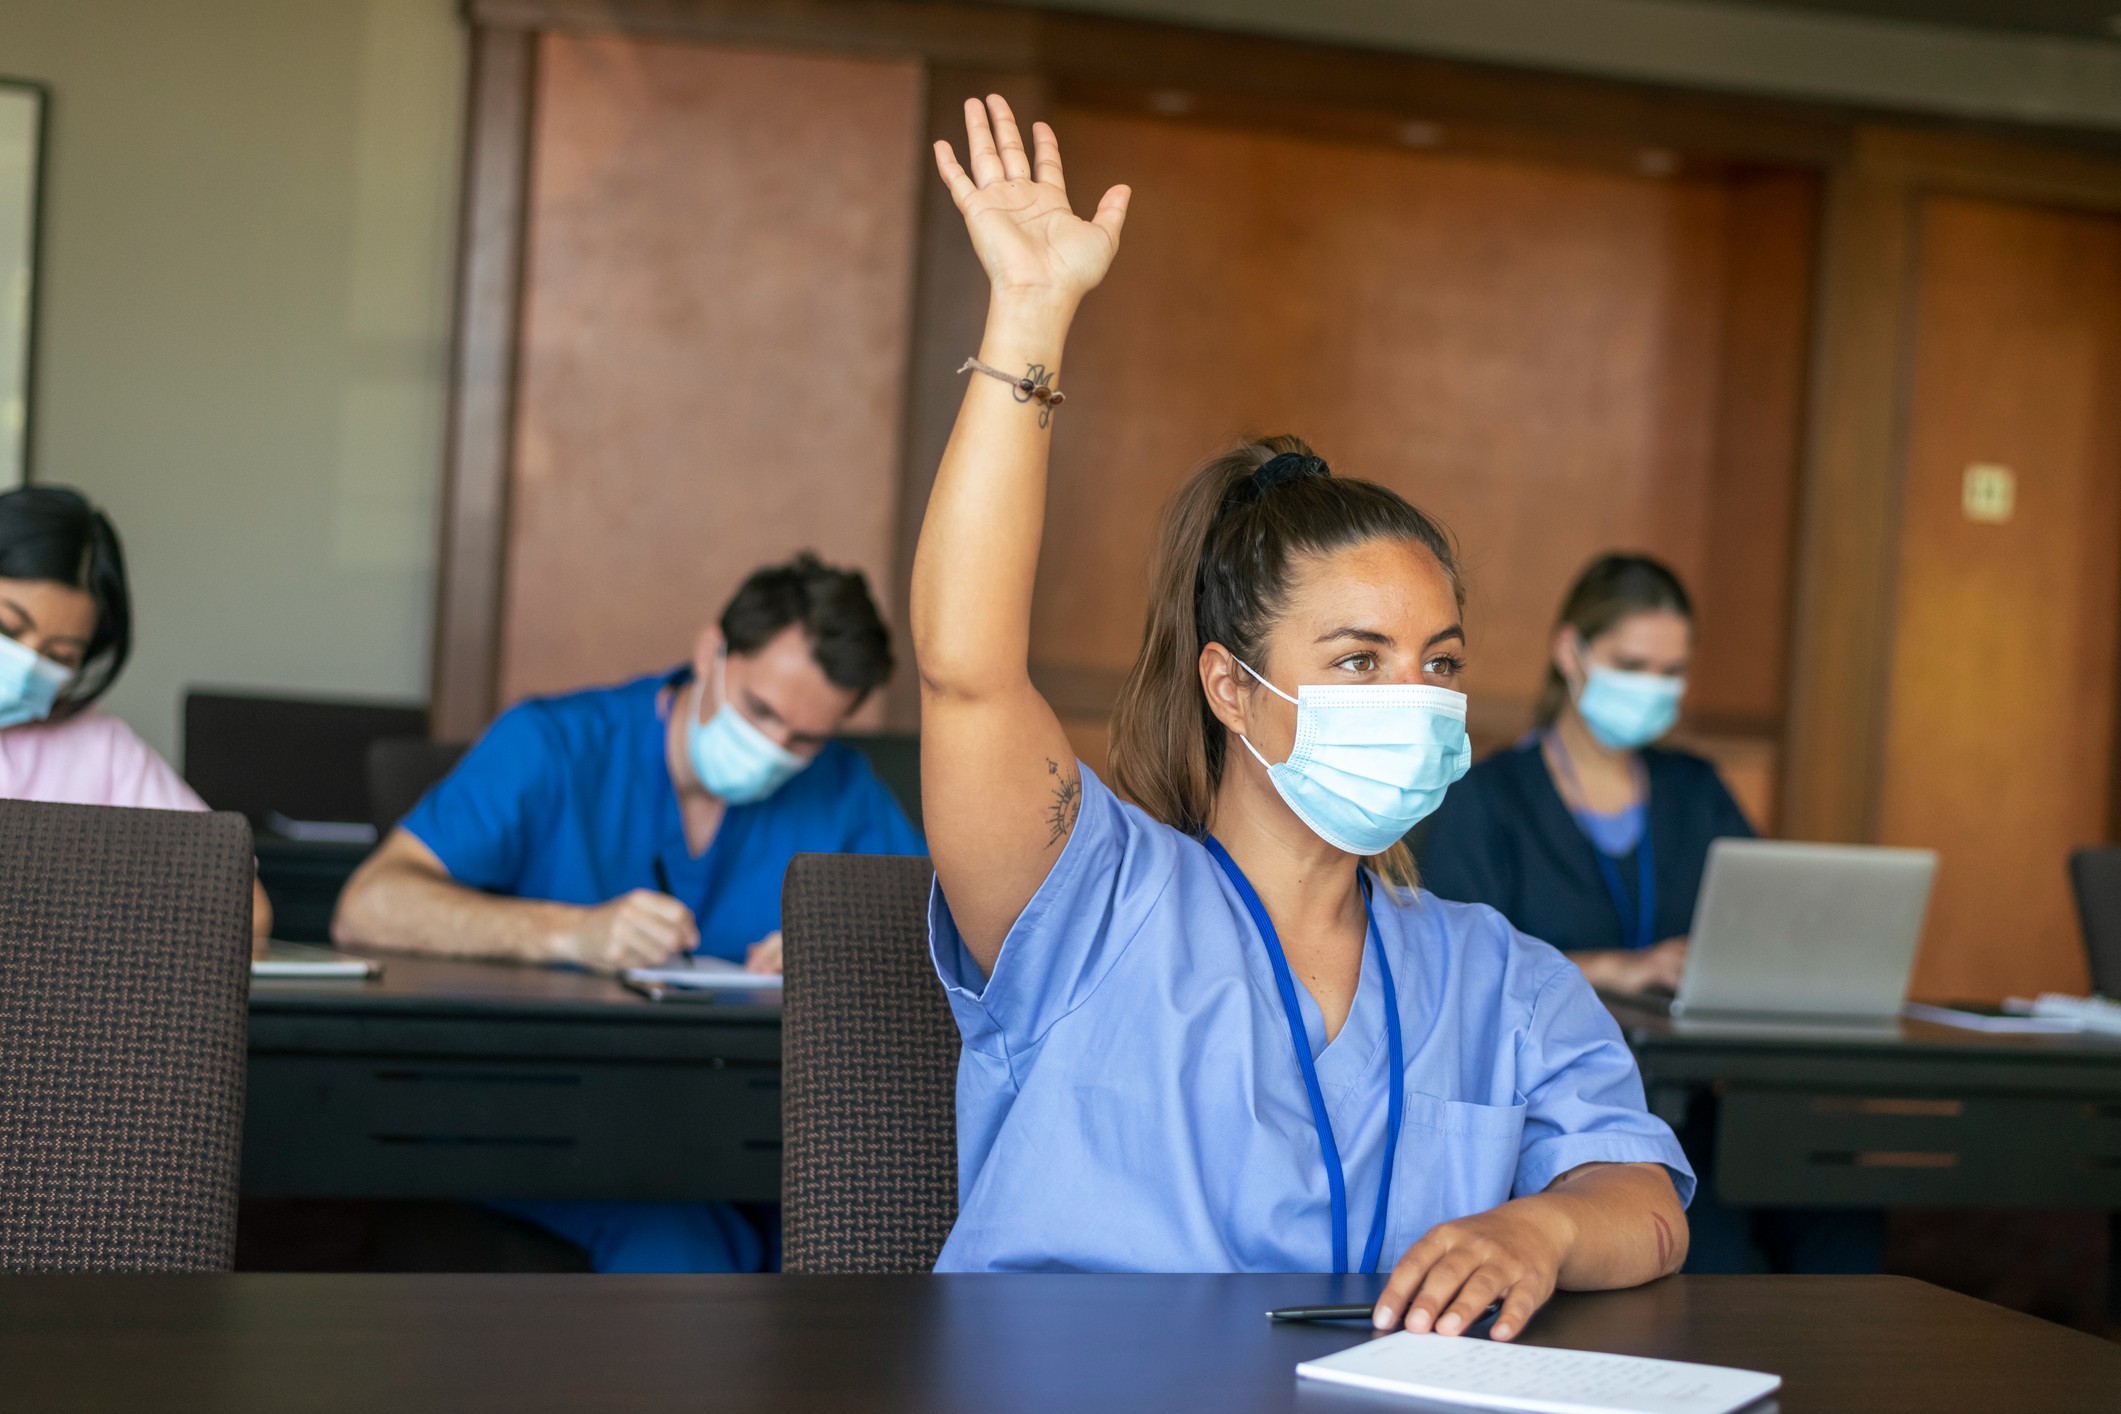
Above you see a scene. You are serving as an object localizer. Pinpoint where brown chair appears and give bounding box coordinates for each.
[780,852,958,1273]
[0,799,254,1271]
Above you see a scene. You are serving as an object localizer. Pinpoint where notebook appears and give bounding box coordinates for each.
[1901,1002,2082,1034]
[623,955,783,992]
[251,943,382,980]
[1296,1333,1780,1414]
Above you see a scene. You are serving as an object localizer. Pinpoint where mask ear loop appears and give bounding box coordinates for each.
[692,646,731,731]
[1232,657,1298,771]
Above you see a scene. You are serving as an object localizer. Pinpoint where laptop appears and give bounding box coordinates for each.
[1609,838,1937,1023]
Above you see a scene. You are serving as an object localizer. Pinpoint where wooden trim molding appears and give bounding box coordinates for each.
[430,25,538,741]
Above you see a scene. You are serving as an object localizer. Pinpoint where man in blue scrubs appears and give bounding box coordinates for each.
[333,552,922,1269]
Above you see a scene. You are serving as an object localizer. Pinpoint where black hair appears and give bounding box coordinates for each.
[720,552,894,699]
[0,486,131,716]
[1109,435,1462,885]
[1535,553,1693,725]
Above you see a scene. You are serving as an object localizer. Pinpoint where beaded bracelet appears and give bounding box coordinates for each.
[958,356,1066,427]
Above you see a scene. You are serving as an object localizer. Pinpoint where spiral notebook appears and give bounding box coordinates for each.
[1296,1333,1780,1414]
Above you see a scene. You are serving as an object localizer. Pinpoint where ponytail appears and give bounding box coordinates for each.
[1109,436,1461,888]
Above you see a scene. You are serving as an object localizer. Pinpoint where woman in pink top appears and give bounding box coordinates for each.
[0,487,271,948]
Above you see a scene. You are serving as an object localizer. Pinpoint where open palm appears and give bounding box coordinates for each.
[935,95,1130,300]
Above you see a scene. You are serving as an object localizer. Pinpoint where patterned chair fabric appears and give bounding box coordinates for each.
[781,852,958,1273]
[0,799,253,1271]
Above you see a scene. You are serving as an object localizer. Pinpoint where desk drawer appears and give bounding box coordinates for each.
[1716,1087,2121,1207]
[242,1055,781,1202]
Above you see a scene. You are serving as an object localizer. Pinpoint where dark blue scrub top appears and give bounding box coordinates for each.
[1416,741,1754,953]
[402,670,925,961]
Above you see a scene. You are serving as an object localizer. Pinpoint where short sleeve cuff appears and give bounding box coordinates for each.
[927,763,1142,1049]
[1517,1133,1697,1210]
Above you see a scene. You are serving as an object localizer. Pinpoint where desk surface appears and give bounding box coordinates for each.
[4,1273,2114,1413]
[251,949,779,1022]
[1608,998,2121,1090]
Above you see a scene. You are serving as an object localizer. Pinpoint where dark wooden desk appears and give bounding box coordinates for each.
[246,958,2121,1212]
[244,954,780,1202]
[4,1273,2114,1412]
[1609,1003,2121,1207]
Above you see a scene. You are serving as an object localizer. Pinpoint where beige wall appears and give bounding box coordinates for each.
[0,0,463,762]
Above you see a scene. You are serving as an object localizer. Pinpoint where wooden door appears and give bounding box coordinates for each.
[1879,195,2121,1002]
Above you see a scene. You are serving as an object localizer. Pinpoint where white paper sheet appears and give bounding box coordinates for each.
[625,956,783,991]
[1297,1333,1780,1414]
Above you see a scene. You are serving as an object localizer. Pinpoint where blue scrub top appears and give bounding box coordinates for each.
[403,670,924,961]
[1417,742,1754,953]
[928,764,1692,1274]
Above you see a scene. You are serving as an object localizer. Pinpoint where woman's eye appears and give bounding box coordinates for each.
[1425,655,1465,678]
[1336,653,1377,673]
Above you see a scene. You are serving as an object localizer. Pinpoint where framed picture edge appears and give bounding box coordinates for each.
[0,75,49,489]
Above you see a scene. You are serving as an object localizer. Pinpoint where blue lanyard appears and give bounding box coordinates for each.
[1204,837,1404,1275]
[1547,734,1656,952]
[1591,826,1656,953]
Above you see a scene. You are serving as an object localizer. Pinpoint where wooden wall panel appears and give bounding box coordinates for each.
[1689,170,1818,734]
[1034,110,1799,762]
[498,34,923,706]
[1879,196,2121,1003]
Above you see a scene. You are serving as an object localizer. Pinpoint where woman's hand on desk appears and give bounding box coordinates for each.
[1370,1196,1570,1342]
[1372,1162,1688,1342]
[1572,939,1689,994]
[553,890,697,973]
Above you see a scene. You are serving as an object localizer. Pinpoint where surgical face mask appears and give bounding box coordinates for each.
[0,633,73,729]
[1234,660,1473,856]
[685,659,807,805]
[1575,661,1685,751]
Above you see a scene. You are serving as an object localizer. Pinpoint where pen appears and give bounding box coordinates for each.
[652,857,672,895]
[1265,1300,1503,1328]
[1266,1304,1376,1323]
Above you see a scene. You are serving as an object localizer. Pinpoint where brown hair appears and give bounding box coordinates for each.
[1108,435,1462,887]
[1534,553,1693,727]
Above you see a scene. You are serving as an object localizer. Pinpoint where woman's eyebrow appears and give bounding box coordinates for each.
[1314,626,1395,646]
[1424,624,1466,649]
[0,597,35,628]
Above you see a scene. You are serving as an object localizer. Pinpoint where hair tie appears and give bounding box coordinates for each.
[1216,451,1330,521]
[1253,452,1329,490]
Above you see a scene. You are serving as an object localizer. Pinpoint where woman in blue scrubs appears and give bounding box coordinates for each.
[1419,556,1880,1276]
[909,96,1691,1341]
[1418,555,1752,998]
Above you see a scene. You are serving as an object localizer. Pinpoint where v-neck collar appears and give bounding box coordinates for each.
[1213,847,1393,1102]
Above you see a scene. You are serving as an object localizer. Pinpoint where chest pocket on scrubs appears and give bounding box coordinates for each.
[1386,1091,1528,1259]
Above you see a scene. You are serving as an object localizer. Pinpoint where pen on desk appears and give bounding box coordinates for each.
[1266,1304,1376,1323]
[1267,1300,1503,1328]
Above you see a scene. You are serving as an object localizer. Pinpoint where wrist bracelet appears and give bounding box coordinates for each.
[958,356,1065,427]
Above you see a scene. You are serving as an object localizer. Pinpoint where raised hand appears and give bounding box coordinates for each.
[934,95,1130,303]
